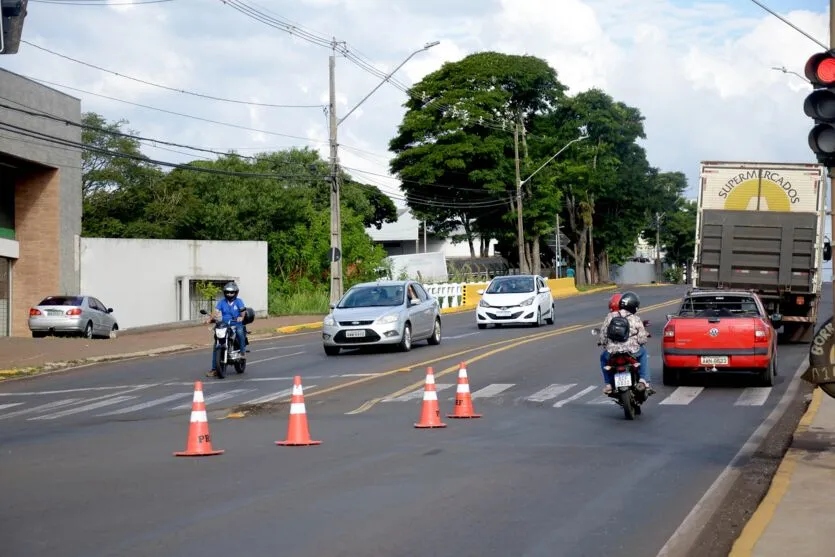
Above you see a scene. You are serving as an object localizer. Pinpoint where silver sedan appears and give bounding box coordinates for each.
[28,295,119,339]
[322,280,442,356]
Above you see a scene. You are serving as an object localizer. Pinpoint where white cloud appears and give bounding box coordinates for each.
[2,0,832,275]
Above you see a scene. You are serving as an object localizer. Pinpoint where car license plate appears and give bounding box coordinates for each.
[700,356,729,366]
[496,310,511,317]
[614,371,632,388]
[345,330,366,338]
[46,310,63,316]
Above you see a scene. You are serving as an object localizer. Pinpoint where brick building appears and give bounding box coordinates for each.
[0,68,83,336]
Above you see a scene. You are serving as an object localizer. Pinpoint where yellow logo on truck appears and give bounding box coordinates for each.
[718,169,799,211]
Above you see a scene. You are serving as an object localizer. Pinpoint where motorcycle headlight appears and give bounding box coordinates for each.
[520,297,535,306]
[479,299,491,308]
[376,313,399,324]
[215,328,227,339]
[323,315,335,327]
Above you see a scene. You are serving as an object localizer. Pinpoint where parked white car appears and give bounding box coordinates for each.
[475,275,554,329]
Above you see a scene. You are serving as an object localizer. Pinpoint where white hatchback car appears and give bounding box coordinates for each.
[476,275,555,329]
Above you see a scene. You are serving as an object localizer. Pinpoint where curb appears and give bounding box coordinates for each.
[727,387,824,556]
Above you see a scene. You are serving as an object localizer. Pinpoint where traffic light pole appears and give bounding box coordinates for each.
[831,0,835,320]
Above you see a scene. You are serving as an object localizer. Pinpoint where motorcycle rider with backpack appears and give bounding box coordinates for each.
[597,291,651,395]
[205,281,249,376]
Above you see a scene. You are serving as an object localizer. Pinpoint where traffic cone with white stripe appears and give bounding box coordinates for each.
[276,375,321,446]
[415,367,447,428]
[174,381,225,457]
[448,362,482,419]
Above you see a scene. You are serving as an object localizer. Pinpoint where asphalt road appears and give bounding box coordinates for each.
[0,285,821,557]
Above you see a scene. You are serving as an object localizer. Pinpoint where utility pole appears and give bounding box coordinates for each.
[328,39,343,305]
[327,40,439,304]
[655,211,665,282]
[555,213,562,278]
[514,117,526,274]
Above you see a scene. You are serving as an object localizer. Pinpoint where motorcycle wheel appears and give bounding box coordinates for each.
[618,390,636,420]
[215,347,227,379]
[235,359,246,374]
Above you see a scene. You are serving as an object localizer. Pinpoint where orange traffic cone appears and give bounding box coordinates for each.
[448,362,482,419]
[276,375,321,446]
[174,381,224,457]
[415,367,447,428]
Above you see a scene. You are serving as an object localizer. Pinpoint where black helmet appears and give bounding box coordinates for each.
[619,291,640,314]
[223,281,239,300]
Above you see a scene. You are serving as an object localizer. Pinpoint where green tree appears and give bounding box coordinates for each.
[389,51,567,259]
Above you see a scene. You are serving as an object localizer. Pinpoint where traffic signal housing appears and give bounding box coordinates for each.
[805,51,835,166]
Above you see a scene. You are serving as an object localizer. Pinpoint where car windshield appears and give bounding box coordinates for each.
[38,296,83,306]
[678,295,761,317]
[338,285,405,308]
[485,277,535,294]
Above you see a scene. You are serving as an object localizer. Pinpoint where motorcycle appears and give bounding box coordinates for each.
[200,309,253,379]
[591,327,651,420]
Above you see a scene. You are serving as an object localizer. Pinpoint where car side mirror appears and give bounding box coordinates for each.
[666,314,673,321]
[771,313,783,326]
[107,308,114,313]
[539,287,551,294]
[409,298,420,306]
[477,289,485,295]
[329,303,336,310]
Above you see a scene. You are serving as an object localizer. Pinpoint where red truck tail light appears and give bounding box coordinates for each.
[755,323,769,342]
[29,308,41,316]
[663,323,675,341]
[66,308,82,316]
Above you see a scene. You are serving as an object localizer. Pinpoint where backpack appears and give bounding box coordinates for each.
[606,315,631,343]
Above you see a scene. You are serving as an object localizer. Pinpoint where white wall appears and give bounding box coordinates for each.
[79,238,268,330]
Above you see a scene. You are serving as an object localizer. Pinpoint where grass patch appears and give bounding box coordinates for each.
[269,288,329,316]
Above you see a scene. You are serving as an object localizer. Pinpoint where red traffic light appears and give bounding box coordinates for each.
[805,52,835,86]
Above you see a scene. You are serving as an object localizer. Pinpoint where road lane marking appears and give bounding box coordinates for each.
[525,384,577,403]
[734,387,772,407]
[471,383,514,398]
[227,298,681,418]
[0,403,23,411]
[171,389,256,410]
[0,398,81,420]
[587,394,617,404]
[0,385,156,396]
[444,333,479,340]
[658,387,704,405]
[553,386,596,407]
[97,392,193,416]
[30,396,138,420]
[254,344,309,352]
[382,383,454,402]
[241,385,318,405]
[247,351,305,365]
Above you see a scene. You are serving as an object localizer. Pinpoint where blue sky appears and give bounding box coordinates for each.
[0,0,832,277]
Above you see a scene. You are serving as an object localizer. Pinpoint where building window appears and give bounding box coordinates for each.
[0,167,14,240]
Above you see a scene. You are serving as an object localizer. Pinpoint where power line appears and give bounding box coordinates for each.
[29,0,174,4]
[20,40,323,109]
[748,0,829,50]
[14,74,329,145]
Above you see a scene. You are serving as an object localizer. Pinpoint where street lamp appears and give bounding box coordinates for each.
[327,40,440,304]
[515,128,589,274]
[771,66,811,85]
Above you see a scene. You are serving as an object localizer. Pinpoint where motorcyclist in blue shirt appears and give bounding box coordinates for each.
[206,282,248,376]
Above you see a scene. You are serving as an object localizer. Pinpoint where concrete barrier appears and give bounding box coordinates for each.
[546,277,578,298]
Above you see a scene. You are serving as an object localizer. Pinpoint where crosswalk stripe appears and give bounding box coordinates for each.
[0,398,81,420]
[659,387,704,405]
[30,396,138,420]
[97,393,193,416]
[242,385,318,405]
[471,384,515,398]
[170,389,256,410]
[734,387,772,406]
[553,386,597,408]
[526,384,576,402]
[382,383,454,402]
[0,403,23,411]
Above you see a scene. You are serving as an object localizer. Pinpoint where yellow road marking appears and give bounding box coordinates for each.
[225,298,679,418]
[346,299,680,415]
[727,387,824,556]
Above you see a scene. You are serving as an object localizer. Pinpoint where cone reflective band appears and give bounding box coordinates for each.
[415,367,447,428]
[174,381,224,457]
[448,362,482,419]
[276,375,321,446]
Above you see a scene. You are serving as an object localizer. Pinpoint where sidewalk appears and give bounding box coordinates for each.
[0,314,325,374]
[729,387,835,557]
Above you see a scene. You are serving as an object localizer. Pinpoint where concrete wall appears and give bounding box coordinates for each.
[610,261,657,285]
[0,68,82,335]
[79,238,269,330]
